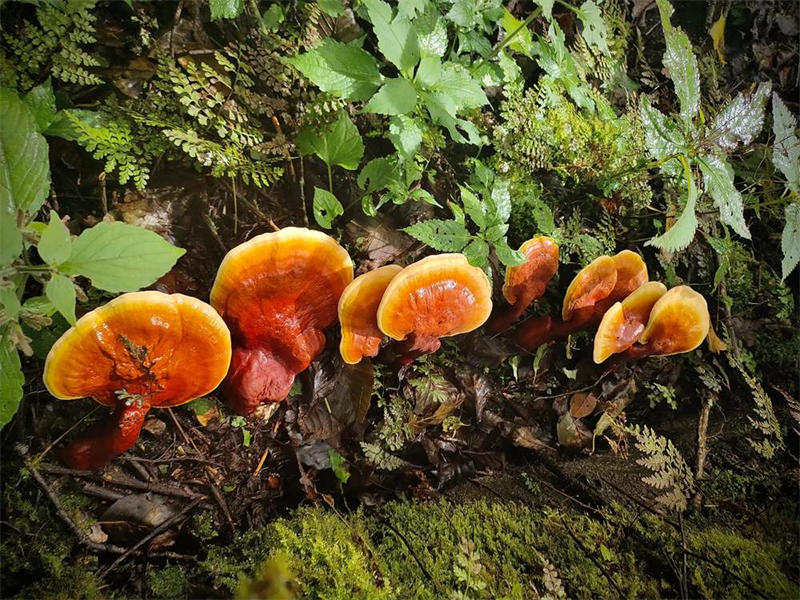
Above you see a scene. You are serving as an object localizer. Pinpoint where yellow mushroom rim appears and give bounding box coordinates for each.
[338,265,403,364]
[639,285,710,356]
[561,255,618,321]
[376,254,493,342]
[609,250,649,299]
[593,281,668,363]
[502,236,559,305]
[43,291,232,407]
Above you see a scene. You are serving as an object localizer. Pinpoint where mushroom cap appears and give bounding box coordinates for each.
[609,250,648,301]
[593,281,667,363]
[338,265,402,364]
[43,291,231,407]
[210,227,353,369]
[376,254,492,343]
[502,236,559,306]
[561,256,618,321]
[639,285,710,356]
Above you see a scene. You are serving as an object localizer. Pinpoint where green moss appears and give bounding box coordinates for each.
[147,564,188,599]
[191,510,220,542]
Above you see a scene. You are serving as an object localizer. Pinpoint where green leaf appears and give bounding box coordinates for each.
[297,112,364,170]
[494,240,527,267]
[388,115,423,160]
[416,9,448,57]
[0,206,21,268]
[0,87,51,214]
[711,82,771,151]
[647,165,698,252]
[781,203,800,281]
[578,1,610,55]
[656,0,700,125]
[0,332,23,428]
[490,179,512,222]
[363,0,420,72]
[286,39,381,101]
[415,56,442,88]
[261,3,285,29]
[698,154,749,239]
[45,273,76,325]
[364,78,418,116]
[317,0,344,17]
[460,187,486,229]
[639,97,687,163]
[772,93,800,194]
[462,238,489,268]
[45,109,108,141]
[536,0,555,20]
[60,222,185,293]
[530,198,555,234]
[209,0,243,20]
[23,79,56,132]
[428,62,488,112]
[0,282,21,320]
[312,187,344,229]
[37,210,71,265]
[501,10,535,57]
[403,219,471,251]
[358,157,397,192]
[328,449,351,484]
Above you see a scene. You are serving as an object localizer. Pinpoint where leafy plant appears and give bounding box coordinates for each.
[629,424,694,512]
[772,93,800,279]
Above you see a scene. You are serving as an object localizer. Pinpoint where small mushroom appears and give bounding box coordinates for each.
[44,292,231,470]
[593,281,667,363]
[376,254,493,364]
[210,227,353,415]
[338,265,402,364]
[488,236,559,334]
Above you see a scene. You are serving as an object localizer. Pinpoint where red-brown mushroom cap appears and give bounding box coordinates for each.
[609,250,648,301]
[43,291,232,407]
[210,227,353,413]
[561,256,618,322]
[376,254,492,354]
[593,281,667,363]
[502,236,559,308]
[638,285,710,356]
[338,265,402,364]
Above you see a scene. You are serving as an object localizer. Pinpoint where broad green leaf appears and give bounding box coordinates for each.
[711,82,771,151]
[639,97,687,164]
[536,0,555,20]
[0,333,23,428]
[772,93,800,194]
[494,240,527,267]
[403,219,471,252]
[209,0,243,20]
[312,187,344,229]
[460,186,486,229]
[261,3,285,29]
[534,23,593,112]
[462,238,489,268]
[428,62,488,112]
[0,87,51,214]
[60,222,185,293]
[781,203,800,280]
[358,157,397,193]
[0,283,21,320]
[698,154,749,239]
[647,168,698,252]
[286,39,381,101]
[317,0,344,17]
[45,109,108,141]
[45,273,76,325]
[448,201,465,224]
[501,10,535,57]
[296,112,364,170]
[416,9,448,57]
[388,116,423,160]
[37,210,71,265]
[656,0,700,125]
[363,0,419,72]
[364,78,418,116]
[0,207,21,267]
[490,179,512,222]
[23,79,56,132]
[416,56,442,88]
[23,295,56,317]
[578,1,610,55]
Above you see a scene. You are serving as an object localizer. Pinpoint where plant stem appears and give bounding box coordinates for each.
[327,163,333,193]
[485,8,542,62]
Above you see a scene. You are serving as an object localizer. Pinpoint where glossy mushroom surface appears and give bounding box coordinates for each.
[44,291,232,469]
[338,265,402,364]
[635,285,710,356]
[211,227,353,414]
[593,281,667,363]
[377,254,492,360]
[561,255,618,322]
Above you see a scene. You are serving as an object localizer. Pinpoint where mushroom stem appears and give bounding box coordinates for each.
[390,334,442,366]
[223,347,296,416]
[61,398,151,470]
[486,303,527,335]
[515,310,595,350]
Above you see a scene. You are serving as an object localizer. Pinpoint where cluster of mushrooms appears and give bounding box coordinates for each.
[43,228,710,470]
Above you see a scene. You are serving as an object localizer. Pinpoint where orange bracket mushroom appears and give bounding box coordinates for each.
[376,254,493,365]
[515,250,648,350]
[593,281,667,363]
[338,265,402,364]
[44,291,231,470]
[210,227,353,415]
[487,236,559,334]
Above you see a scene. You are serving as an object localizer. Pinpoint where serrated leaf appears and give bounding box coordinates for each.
[501,9,535,57]
[490,179,512,222]
[0,87,51,214]
[656,0,700,125]
[460,186,486,229]
[60,222,185,293]
[358,157,397,193]
[782,203,800,280]
[416,9,448,57]
[45,273,76,325]
[462,238,489,268]
[0,281,21,320]
[45,109,108,141]
[364,78,418,116]
[363,0,419,72]
[698,154,749,239]
[639,97,687,162]
[403,219,471,251]
[772,93,800,194]
[0,333,23,428]
[647,163,698,251]
[209,0,243,19]
[427,62,488,112]
[578,1,610,55]
[530,198,555,234]
[711,82,771,151]
[296,111,364,170]
[494,240,527,267]
[286,39,381,101]
[23,79,56,132]
[37,210,71,265]
[536,0,555,20]
[416,56,442,88]
[388,115,423,160]
[312,187,344,229]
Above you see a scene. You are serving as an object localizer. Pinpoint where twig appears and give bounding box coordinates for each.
[252,446,270,478]
[98,496,203,578]
[693,396,713,510]
[82,484,124,502]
